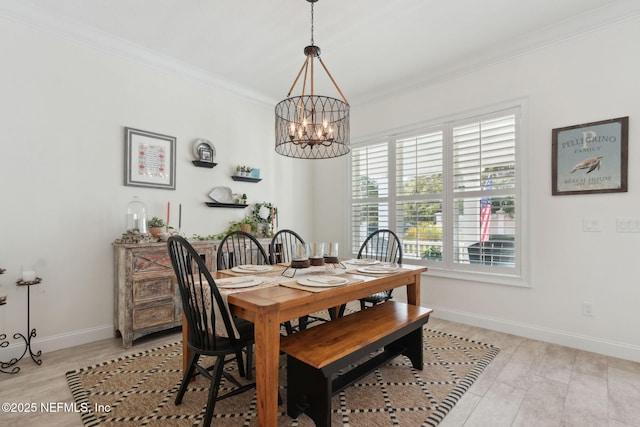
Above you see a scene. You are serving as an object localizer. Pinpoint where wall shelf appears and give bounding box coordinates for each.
[231,176,261,183]
[192,161,217,168]
[205,202,248,208]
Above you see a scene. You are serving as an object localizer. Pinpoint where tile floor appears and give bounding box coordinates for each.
[1,317,639,426]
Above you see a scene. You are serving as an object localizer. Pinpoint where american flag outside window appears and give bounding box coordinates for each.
[480,176,493,242]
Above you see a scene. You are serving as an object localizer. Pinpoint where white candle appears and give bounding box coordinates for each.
[22,270,36,282]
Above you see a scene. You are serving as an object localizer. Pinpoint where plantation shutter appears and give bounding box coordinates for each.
[351,142,389,251]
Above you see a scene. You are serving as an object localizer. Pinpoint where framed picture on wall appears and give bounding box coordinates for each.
[552,116,628,195]
[198,146,213,162]
[124,127,176,190]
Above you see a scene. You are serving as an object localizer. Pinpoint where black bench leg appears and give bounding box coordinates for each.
[393,328,424,370]
[287,356,333,427]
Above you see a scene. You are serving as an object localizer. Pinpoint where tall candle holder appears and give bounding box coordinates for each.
[9,276,43,370]
[1,267,22,375]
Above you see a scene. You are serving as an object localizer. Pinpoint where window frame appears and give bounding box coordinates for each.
[348,101,529,287]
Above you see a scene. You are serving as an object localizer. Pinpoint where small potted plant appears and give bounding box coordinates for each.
[238,217,254,234]
[241,193,248,205]
[236,165,242,176]
[148,216,166,240]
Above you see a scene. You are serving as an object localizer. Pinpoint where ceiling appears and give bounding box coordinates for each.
[1,0,637,105]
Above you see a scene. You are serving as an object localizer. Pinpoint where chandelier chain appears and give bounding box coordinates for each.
[310,1,314,46]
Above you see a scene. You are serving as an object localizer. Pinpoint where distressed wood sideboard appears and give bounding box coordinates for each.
[113,240,217,348]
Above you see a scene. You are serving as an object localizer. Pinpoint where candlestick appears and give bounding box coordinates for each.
[167,202,171,226]
[178,204,182,230]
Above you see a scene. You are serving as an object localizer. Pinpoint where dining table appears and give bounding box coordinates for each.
[181,261,427,427]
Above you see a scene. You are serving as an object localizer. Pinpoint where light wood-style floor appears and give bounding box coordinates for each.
[1,318,639,427]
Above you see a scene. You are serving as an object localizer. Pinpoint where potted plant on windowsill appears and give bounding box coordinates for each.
[148,216,166,240]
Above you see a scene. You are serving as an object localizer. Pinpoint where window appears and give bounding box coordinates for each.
[350,107,523,282]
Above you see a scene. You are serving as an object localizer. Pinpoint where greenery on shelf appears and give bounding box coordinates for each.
[148,216,166,228]
[191,201,276,241]
[250,202,277,224]
[191,217,256,241]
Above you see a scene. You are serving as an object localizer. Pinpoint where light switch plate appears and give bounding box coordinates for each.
[582,218,601,232]
[616,217,640,233]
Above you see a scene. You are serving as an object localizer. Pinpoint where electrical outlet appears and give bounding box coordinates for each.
[582,302,594,317]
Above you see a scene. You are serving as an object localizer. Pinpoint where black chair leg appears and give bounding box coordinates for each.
[202,358,225,427]
[175,352,199,405]
[234,350,246,378]
[298,315,310,330]
[245,344,253,380]
[283,321,294,335]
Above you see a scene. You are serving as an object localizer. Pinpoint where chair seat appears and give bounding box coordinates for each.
[360,292,391,304]
[355,229,402,313]
[190,318,254,355]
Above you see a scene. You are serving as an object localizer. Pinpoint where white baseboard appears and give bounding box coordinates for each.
[432,307,640,363]
[0,324,114,361]
[3,310,639,365]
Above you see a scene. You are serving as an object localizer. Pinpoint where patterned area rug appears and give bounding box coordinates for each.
[66,328,499,426]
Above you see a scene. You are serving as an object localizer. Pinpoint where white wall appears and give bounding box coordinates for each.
[2,10,639,364]
[315,17,640,361]
[0,17,313,355]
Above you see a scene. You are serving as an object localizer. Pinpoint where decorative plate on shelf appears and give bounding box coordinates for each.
[192,139,215,161]
[208,186,234,203]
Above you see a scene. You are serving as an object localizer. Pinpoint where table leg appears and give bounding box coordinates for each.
[406,272,421,306]
[253,309,281,427]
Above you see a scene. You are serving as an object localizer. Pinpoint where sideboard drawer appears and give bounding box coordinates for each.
[133,304,175,330]
[132,251,173,274]
[132,278,174,303]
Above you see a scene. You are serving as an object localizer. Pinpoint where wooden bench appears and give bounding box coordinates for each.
[280,301,433,427]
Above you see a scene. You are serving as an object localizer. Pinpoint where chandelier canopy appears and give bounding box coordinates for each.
[275,0,350,159]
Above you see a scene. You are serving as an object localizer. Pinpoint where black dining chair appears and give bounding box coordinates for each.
[269,229,305,265]
[218,230,296,335]
[357,229,403,310]
[167,235,255,427]
[269,229,326,332]
[217,230,270,270]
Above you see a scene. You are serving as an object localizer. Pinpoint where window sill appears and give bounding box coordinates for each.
[413,263,530,288]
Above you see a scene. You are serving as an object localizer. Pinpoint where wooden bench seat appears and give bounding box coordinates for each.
[280,301,433,427]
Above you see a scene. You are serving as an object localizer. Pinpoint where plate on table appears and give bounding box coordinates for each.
[297,275,349,287]
[217,276,262,289]
[346,258,380,265]
[208,186,234,203]
[231,265,273,273]
[357,264,400,274]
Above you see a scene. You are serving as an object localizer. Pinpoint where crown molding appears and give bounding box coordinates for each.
[0,0,276,105]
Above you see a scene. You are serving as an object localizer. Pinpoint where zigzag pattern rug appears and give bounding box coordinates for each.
[66,328,499,426]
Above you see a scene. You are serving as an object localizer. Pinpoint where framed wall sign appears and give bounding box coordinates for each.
[124,127,176,190]
[552,117,628,195]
